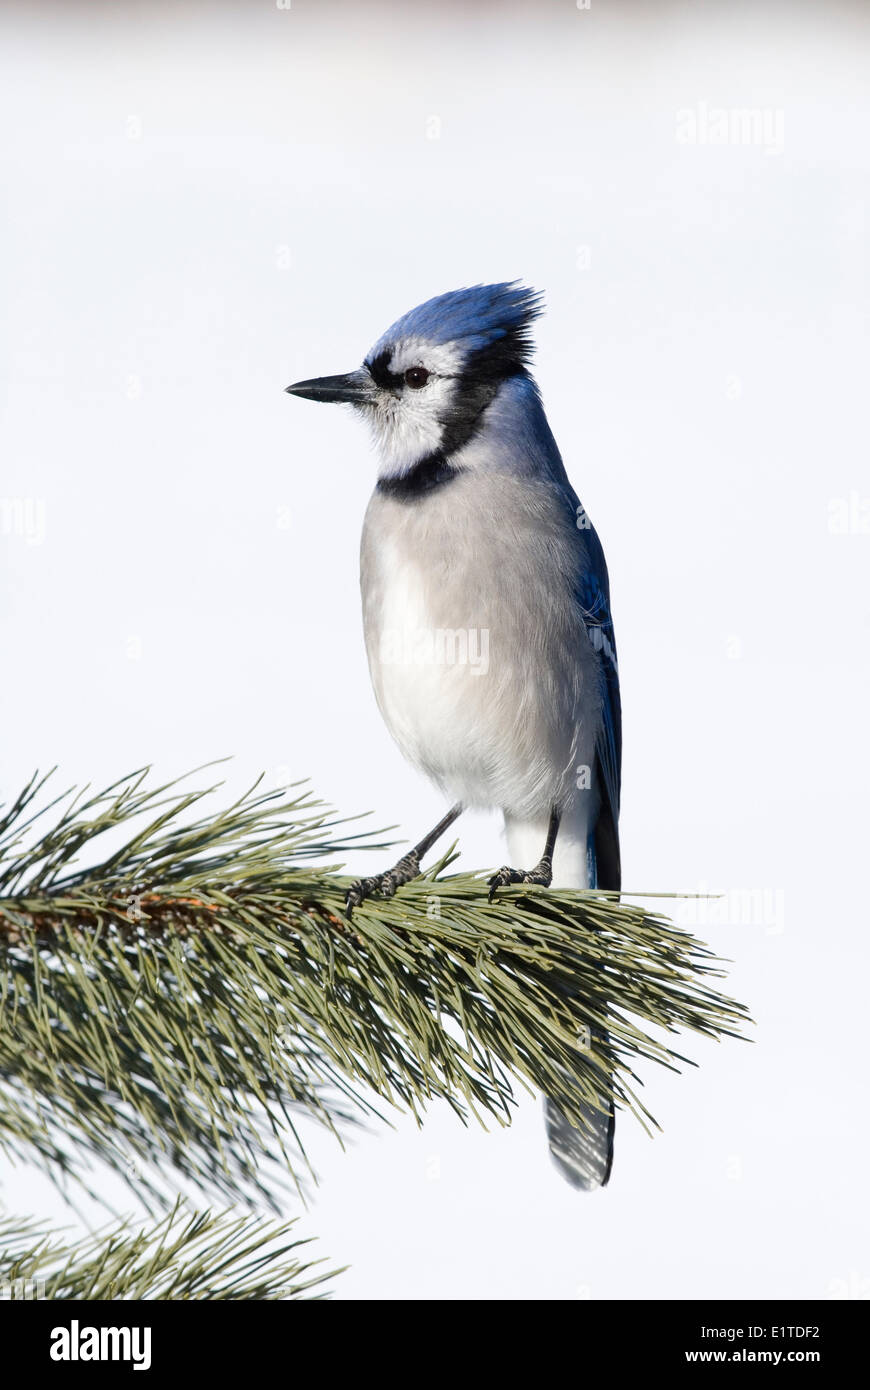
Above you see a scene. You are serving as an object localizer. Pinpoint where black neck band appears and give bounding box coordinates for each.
[376,453,461,501]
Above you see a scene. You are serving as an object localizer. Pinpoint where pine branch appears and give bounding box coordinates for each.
[0,1203,338,1300]
[0,766,751,1209]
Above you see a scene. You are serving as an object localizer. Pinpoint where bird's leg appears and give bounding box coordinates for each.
[346,803,463,917]
[488,806,561,903]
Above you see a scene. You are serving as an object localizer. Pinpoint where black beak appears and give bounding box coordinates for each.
[284,369,372,404]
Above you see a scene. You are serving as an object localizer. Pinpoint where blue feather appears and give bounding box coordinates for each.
[575,527,622,889]
[369,281,543,360]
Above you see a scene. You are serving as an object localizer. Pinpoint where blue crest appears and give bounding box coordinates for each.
[368,282,543,370]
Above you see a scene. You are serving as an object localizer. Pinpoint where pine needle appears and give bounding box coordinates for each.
[0,1202,338,1300]
[0,767,751,1209]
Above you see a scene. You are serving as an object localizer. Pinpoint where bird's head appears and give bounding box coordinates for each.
[286,282,543,481]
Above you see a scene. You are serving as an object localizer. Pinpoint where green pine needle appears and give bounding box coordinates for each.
[0,1202,338,1300]
[0,766,751,1209]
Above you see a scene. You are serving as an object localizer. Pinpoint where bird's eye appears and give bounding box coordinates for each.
[404,367,430,389]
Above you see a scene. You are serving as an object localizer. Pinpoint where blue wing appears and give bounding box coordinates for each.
[575,523,622,892]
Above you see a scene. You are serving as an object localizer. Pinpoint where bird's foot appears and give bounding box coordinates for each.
[487,858,553,903]
[345,850,421,918]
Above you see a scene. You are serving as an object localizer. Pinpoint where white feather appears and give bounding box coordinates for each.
[361,467,601,820]
[361,340,465,478]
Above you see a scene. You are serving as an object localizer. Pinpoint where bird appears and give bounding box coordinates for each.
[286,282,621,1190]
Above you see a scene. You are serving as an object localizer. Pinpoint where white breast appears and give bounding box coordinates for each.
[364,528,493,790]
[360,471,602,819]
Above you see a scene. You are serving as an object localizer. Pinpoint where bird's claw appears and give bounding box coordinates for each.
[487,863,553,903]
[345,850,421,918]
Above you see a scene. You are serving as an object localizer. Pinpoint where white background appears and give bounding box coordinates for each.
[1,0,868,1299]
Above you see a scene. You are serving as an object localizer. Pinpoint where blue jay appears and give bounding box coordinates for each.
[286,283,620,1189]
